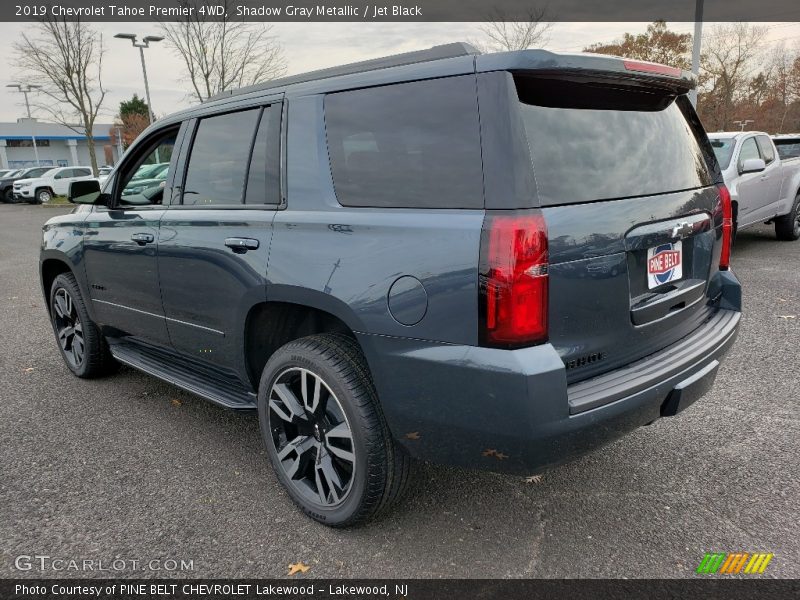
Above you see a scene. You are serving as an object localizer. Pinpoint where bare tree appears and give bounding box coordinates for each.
[161,0,287,102]
[473,7,553,53]
[699,23,768,131]
[13,19,106,175]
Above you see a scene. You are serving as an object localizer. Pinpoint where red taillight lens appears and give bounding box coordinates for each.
[718,184,733,270]
[480,211,548,347]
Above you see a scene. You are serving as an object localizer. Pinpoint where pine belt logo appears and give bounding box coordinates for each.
[696,552,774,574]
[647,241,683,288]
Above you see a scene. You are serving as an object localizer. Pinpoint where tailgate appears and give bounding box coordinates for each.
[512,71,722,383]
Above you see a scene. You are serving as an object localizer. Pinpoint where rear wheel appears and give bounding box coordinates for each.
[775,193,800,241]
[3,188,13,203]
[257,333,411,527]
[49,273,117,378]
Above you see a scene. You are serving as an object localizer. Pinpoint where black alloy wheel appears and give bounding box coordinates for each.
[268,366,356,506]
[52,287,85,369]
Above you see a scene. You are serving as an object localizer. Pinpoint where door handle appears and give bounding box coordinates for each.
[225,237,259,253]
[131,232,154,245]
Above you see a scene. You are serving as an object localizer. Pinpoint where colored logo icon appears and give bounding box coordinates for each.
[696,552,774,574]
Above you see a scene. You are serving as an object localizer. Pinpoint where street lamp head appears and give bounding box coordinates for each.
[114,33,137,41]
[6,84,22,90]
[143,36,164,43]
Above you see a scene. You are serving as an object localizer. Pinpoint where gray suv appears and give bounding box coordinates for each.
[40,44,741,526]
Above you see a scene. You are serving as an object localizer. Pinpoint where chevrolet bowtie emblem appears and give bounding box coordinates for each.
[671,222,693,239]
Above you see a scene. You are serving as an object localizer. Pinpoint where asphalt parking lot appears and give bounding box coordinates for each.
[1,203,798,579]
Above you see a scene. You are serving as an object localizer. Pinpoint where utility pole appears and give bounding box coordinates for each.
[733,120,754,132]
[689,0,704,107]
[6,83,41,166]
[114,33,163,125]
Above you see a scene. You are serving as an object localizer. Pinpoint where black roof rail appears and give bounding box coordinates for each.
[208,42,480,101]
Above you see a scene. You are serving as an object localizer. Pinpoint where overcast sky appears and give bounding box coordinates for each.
[0,21,798,124]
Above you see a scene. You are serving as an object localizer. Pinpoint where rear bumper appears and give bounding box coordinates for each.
[359,281,741,475]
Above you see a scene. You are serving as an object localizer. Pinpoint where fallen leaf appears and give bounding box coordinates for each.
[525,475,543,484]
[23,367,35,373]
[404,431,420,440]
[482,448,497,457]
[288,562,310,576]
[777,315,796,320]
[170,399,182,406]
[495,452,509,460]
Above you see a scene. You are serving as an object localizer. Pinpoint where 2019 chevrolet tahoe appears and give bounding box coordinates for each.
[40,44,741,526]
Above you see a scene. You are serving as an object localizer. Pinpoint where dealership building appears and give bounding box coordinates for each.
[0,118,120,170]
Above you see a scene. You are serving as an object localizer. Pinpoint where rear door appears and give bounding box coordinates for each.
[505,72,723,382]
[157,100,282,381]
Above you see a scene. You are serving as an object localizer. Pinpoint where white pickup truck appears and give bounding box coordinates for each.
[12,166,95,204]
[708,132,800,240]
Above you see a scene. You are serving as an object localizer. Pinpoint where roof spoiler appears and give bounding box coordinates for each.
[477,50,696,94]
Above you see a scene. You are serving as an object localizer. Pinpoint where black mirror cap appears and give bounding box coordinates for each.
[68,179,102,204]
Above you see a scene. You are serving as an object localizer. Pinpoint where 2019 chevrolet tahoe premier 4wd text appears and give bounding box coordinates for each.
[40,44,741,526]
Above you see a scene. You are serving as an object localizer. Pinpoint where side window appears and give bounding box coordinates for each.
[324,75,484,209]
[755,135,775,164]
[117,130,177,207]
[182,109,260,206]
[74,168,92,177]
[244,104,282,205]
[53,170,67,179]
[738,137,760,171]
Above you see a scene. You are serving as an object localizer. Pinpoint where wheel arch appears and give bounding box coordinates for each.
[243,300,363,391]
[40,257,73,309]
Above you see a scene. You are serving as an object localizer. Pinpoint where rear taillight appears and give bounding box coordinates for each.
[479,211,548,348]
[718,184,733,270]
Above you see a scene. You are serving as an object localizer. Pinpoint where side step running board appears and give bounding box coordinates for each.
[109,339,257,411]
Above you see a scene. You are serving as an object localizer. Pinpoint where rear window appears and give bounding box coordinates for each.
[710,138,736,169]
[515,77,714,206]
[325,75,484,209]
[774,138,800,160]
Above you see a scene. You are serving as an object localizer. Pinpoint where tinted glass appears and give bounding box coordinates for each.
[756,135,775,164]
[710,138,735,169]
[28,167,53,178]
[325,76,484,209]
[738,137,760,170]
[183,109,260,206]
[774,139,800,160]
[74,168,92,177]
[244,105,281,205]
[516,77,714,205]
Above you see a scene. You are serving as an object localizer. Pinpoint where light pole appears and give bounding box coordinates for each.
[689,0,704,107]
[6,83,41,166]
[733,120,754,132]
[114,33,163,125]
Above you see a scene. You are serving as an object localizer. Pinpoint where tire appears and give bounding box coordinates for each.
[49,272,117,378]
[2,188,13,203]
[36,188,52,204]
[257,333,411,527]
[775,193,800,241]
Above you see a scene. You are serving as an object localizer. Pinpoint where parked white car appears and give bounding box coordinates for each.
[13,166,95,204]
[708,132,800,240]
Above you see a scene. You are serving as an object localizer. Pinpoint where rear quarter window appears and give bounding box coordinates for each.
[515,77,714,206]
[324,75,484,209]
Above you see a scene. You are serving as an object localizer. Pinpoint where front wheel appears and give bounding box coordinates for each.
[775,193,800,241]
[36,188,52,204]
[49,273,117,378]
[257,333,411,527]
